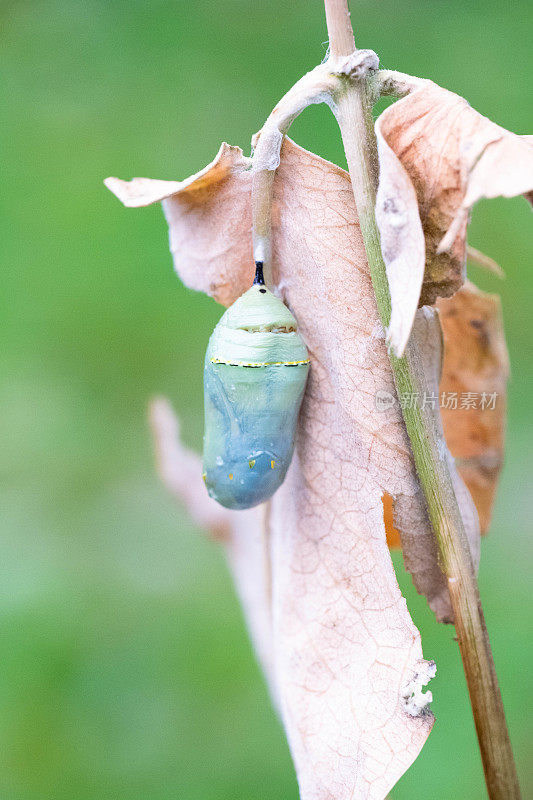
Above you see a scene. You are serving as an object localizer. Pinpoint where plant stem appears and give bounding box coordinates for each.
[252,64,338,285]
[323,1,521,798]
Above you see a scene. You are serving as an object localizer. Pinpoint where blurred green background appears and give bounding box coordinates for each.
[1,1,531,797]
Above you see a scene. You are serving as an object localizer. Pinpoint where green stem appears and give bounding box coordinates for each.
[324,1,521,798]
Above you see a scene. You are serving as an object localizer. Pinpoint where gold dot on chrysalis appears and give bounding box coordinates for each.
[202,473,207,483]
[248,459,256,469]
[270,460,275,469]
[229,473,234,480]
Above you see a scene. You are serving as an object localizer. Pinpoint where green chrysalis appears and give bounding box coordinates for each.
[203,263,309,509]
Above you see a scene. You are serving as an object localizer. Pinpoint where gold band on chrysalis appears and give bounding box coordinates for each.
[210,357,310,367]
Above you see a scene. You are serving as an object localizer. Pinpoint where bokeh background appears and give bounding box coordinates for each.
[2,1,532,797]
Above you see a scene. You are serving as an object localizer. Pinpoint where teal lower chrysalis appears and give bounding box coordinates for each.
[203,263,309,510]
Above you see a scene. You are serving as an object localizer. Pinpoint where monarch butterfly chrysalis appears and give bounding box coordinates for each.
[203,262,310,509]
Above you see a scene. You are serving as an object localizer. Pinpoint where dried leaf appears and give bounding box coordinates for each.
[106,138,477,799]
[105,143,253,307]
[396,307,481,616]
[375,80,533,355]
[149,398,280,696]
[437,282,509,533]
[382,492,401,548]
[384,281,508,544]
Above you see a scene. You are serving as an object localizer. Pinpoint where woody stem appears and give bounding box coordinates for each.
[323,1,521,798]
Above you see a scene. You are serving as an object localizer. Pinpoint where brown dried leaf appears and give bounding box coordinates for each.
[149,398,280,696]
[437,282,509,533]
[383,492,401,548]
[392,306,481,624]
[105,143,253,307]
[106,138,475,799]
[375,80,533,355]
[385,281,508,544]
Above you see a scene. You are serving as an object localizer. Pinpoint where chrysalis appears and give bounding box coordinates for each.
[203,263,309,509]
